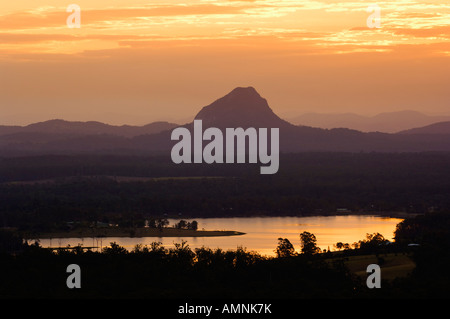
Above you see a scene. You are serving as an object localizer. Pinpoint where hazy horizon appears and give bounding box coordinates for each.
[2,107,450,128]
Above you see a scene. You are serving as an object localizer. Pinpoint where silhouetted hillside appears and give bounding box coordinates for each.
[0,119,177,138]
[398,121,450,135]
[290,110,450,133]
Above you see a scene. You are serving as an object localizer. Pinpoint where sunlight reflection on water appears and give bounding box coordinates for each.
[36,215,403,257]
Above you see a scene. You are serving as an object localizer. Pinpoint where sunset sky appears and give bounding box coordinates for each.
[1,0,449,125]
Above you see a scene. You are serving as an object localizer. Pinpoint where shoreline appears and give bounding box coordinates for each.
[23,227,246,239]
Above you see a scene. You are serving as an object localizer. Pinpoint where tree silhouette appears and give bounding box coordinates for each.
[358,232,389,252]
[299,231,320,255]
[189,220,198,231]
[275,238,296,257]
[335,242,344,251]
[157,218,169,230]
[174,220,187,229]
[102,241,128,254]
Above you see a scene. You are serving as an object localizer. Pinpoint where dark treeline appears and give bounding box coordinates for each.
[1,152,450,231]
[2,212,450,298]
[0,238,359,299]
[2,152,450,182]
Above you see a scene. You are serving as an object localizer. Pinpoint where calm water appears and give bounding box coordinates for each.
[37,215,403,256]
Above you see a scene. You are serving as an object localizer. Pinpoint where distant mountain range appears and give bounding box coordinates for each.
[398,121,450,135]
[0,87,449,156]
[0,120,178,138]
[289,111,450,133]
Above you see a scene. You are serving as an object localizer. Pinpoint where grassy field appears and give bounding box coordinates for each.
[339,253,416,281]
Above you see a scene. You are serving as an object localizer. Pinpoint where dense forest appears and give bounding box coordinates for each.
[1,152,449,232]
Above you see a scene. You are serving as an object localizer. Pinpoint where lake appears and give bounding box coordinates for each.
[37,215,403,256]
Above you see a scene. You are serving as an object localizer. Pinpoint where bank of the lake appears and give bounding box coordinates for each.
[24,227,245,239]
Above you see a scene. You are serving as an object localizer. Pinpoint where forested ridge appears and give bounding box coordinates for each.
[1,152,449,231]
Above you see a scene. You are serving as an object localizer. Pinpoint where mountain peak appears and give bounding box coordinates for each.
[209,86,265,109]
[194,87,290,128]
[228,86,260,98]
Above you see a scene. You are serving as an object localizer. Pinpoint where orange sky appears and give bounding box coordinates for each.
[1,0,449,125]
